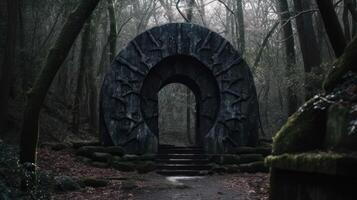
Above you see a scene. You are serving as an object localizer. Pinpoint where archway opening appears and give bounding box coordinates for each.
[158,83,197,147]
[140,55,220,150]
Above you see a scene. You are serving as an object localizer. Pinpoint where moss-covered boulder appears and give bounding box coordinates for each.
[136,161,156,174]
[324,103,357,151]
[239,154,264,164]
[91,152,112,162]
[210,154,240,165]
[54,176,81,191]
[103,146,125,156]
[122,154,139,161]
[72,141,100,149]
[234,146,272,156]
[239,161,268,173]
[225,165,240,173]
[112,161,136,172]
[0,180,11,200]
[272,96,328,155]
[76,146,107,157]
[121,180,138,190]
[266,152,357,177]
[210,164,226,174]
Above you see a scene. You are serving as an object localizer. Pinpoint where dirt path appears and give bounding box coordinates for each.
[122,173,269,200]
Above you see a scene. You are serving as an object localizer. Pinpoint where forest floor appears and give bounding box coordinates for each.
[38,147,269,200]
[0,142,269,199]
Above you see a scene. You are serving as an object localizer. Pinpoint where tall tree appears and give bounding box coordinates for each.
[343,0,352,42]
[20,0,101,164]
[352,0,357,36]
[0,0,18,135]
[186,0,195,21]
[315,0,346,57]
[293,0,322,99]
[293,0,322,73]
[186,0,195,145]
[276,0,298,115]
[107,0,117,61]
[236,0,245,53]
[72,20,92,135]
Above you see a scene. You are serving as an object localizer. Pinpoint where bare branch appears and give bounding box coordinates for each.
[217,0,235,16]
[345,0,357,22]
[176,0,189,22]
[253,21,279,68]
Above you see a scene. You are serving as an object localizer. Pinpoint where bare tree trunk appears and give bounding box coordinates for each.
[72,21,91,135]
[316,0,347,57]
[343,1,351,42]
[293,0,322,73]
[86,20,98,134]
[0,0,18,134]
[197,0,207,26]
[186,0,194,145]
[107,0,117,61]
[324,30,357,91]
[236,0,245,53]
[276,0,298,116]
[186,0,195,21]
[352,0,357,36]
[19,0,100,164]
[293,0,322,99]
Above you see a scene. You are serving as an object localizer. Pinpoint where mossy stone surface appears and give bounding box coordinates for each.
[272,97,327,155]
[239,154,263,164]
[54,176,81,191]
[266,152,357,177]
[325,103,357,151]
[135,161,156,174]
[112,161,136,172]
[239,161,268,173]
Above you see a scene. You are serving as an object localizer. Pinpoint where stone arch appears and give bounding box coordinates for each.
[100,23,260,154]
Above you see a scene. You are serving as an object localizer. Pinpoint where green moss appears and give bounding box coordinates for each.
[324,104,351,149]
[324,36,357,92]
[272,97,327,155]
[265,152,357,177]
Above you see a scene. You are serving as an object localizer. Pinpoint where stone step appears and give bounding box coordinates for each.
[158,145,202,150]
[158,148,204,154]
[157,154,209,160]
[156,169,209,176]
[156,158,210,164]
[156,164,212,171]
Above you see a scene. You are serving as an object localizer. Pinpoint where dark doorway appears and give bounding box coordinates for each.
[140,55,220,150]
[158,83,197,147]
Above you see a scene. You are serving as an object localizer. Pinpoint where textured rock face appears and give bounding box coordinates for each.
[100,23,259,154]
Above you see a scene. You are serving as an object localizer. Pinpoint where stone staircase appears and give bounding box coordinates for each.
[156,145,211,176]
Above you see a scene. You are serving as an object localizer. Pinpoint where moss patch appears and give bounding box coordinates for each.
[272,96,327,155]
[266,152,357,177]
[324,103,357,150]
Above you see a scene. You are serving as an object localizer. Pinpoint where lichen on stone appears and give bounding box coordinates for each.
[272,96,327,155]
[265,152,355,176]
